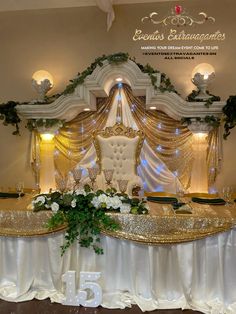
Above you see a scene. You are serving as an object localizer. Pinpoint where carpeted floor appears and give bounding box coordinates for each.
[0,299,204,314]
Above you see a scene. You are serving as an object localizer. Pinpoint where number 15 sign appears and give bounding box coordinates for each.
[62,271,102,307]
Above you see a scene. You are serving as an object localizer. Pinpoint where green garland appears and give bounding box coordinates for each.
[181,115,221,129]
[1,52,234,141]
[26,118,65,132]
[186,90,221,108]
[222,95,236,139]
[63,52,178,95]
[0,52,177,135]
[0,101,21,135]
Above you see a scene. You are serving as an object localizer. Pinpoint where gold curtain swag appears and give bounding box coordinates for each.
[123,85,193,188]
[54,86,117,176]
[54,84,221,189]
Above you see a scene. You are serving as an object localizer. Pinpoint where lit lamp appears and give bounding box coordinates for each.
[191,63,215,100]
[32,70,53,102]
[40,133,55,141]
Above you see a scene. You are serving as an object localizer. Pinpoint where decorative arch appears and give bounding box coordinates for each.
[17,58,224,122]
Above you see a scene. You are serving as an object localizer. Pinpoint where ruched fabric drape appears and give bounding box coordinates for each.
[1,230,236,313]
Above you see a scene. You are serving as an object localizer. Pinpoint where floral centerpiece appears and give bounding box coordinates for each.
[32,185,148,255]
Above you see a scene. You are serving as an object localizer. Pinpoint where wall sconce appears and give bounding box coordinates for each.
[32,70,53,102]
[191,63,215,100]
[40,133,55,141]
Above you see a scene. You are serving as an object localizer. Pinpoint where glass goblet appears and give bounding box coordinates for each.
[176,185,185,203]
[222,186,234,206]
[87,167,99,190]
[15,181,24,198]
[71,168,83,190]
[117,179,129,194]
[103,169,114,189]
[55,176,68,193]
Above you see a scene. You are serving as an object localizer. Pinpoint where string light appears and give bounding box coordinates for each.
[54,149,60,157]
[156,164,164,174]
[157,123,162,129]
[141,159,148,167]
[175,128,180,135]
[142,117,147,123]
[156,145,162,152]
[131,104,136,112]
[209,186,217,194]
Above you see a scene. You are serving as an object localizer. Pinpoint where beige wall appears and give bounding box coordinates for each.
[0,0,235,190]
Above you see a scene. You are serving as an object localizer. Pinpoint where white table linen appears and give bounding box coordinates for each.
[1,230,236,313]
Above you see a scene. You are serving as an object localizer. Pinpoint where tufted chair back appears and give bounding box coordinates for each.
[94,123,144,194]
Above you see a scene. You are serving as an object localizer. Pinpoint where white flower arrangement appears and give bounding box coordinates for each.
[32,186,148,215]
[32,185,148,255]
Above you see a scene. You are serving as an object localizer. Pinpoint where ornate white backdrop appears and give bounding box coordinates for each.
[76,88,179,192]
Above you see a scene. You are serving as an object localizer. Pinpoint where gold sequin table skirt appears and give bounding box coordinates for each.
[0,197,236,244]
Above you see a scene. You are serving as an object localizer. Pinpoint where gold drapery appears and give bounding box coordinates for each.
[53,84,221,189]
[54,86,117,176]
[207,128,222,188]
[123,85,193,188]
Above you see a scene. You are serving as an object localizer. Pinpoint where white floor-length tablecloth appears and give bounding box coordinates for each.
[1,230,236,313]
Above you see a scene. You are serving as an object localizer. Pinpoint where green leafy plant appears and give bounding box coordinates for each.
[222,95,236,139]
[186,90,221,108]
[0,52,179,135]
[63,52,178,95]
[26,118,64,131]
[181,115,221,129]
[0,101,21,135]
[63,53,130,95]
[32,185,148,255]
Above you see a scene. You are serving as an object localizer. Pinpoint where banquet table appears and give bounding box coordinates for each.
[1,196,236,314]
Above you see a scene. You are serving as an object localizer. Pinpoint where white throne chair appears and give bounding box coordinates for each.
[93,123,144,195]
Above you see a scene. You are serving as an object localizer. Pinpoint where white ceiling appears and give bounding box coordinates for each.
[0,0,178,12]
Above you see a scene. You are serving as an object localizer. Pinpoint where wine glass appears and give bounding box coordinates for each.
[176,182,185,203]
[117,179,129,194]
[15,181,24,198]
[55,174,68,193]
[222,186,234,206]
[103,169,114,189]
[87,167,99,190]
[71,168,83,190]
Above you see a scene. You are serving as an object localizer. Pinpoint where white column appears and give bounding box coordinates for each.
[189,133,208,193]
[39,134,56,193]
